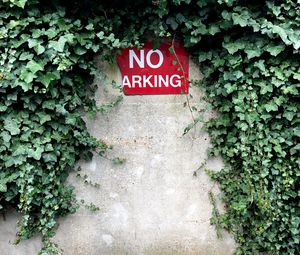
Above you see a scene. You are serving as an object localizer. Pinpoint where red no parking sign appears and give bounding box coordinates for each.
[117,41,189,95]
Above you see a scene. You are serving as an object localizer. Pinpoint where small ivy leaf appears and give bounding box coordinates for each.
[28,39,39,48]
[232,12,250,27]
[183,123,194,135]
[37,73,57,87]
[293,128,300,137]
[112,157,126,165]
[291,144,300,153]
[56,104,67,115]
[240,122,248,131]
[294,40,300,50]
[195,115,204,123]
[49,37,68,52]
[97,31,105,39]
[19,70,36,84]
[85,23,94,30]
[26,60,44,74]
[29,147,44,160]
[34,44,45,55]
[15,0,27,8]
[283,111,295,121]
[293,73,300,81]
[1,131,11,143]
[293,144,300,151]
[42,100,56,110]
[18,80,33,91]
[12,144,27,156]
[36,112,51,124]
[254,60,266,72]
[4,118,20,135]
[74,46,87,56]
[208,24,220,35]
[4,156,25,168]
[44,143,54,152]
[198,52,212,62]
[189,36,201,44]
[265,103,278,112]
[0,183,7,193]
[176,13,186,24]
[223,41,243,54]
[19,52,34,61]
[0,104,8,112]
[65,114,77,125]
[112,39,121,48]
[258,81,273,94]
[168,46,175,54]
[224,83,236,94]
[221,10,231,20]
[166,17,178,30]
[244,48,262,59]
[272,25,290,45]
[265,44,285,56]
[45,28,58,39]
[233,70,243,79]
[43,152,57,163]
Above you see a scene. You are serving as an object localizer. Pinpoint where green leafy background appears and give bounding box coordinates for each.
[0,0,299,254]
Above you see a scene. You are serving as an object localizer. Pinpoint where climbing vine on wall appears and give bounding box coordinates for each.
[0,0,299,254]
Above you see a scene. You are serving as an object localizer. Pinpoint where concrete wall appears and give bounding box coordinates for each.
[0,59,236,255]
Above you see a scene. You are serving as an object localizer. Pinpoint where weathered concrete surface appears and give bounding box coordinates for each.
[0,59,236,255]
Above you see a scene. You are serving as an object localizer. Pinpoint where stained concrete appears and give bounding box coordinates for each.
[0,59,236,255]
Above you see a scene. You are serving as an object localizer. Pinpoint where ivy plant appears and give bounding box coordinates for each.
[0,0,299,255]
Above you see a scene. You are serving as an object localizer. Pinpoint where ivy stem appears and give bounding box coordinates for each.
[171,34,196,125]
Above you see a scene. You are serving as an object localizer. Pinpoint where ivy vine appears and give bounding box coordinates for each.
[0,1,299,255]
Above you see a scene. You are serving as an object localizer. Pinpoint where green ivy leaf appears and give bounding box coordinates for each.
[37,112,52,124]
[26,60,44,74]
[43,152,57,163]
[74,46,87,55]
[4,118,20,135]
[265,44,285,56]
[19,52,34,61]
[293,128,300,137]
[34,44,45,55]
[29,147,44,160]
[37,73,57,87]
[0,183,7,193]
[265,103,278,112]
[223,41,243,54]
[28,39,39,48]
[49,37,68,52]
[16,0,27,8]
[1,131,11,143]
[20,70,36,84]
[166,17,178,30]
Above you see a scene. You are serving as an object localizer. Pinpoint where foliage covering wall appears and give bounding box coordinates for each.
[0,0,299,254]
